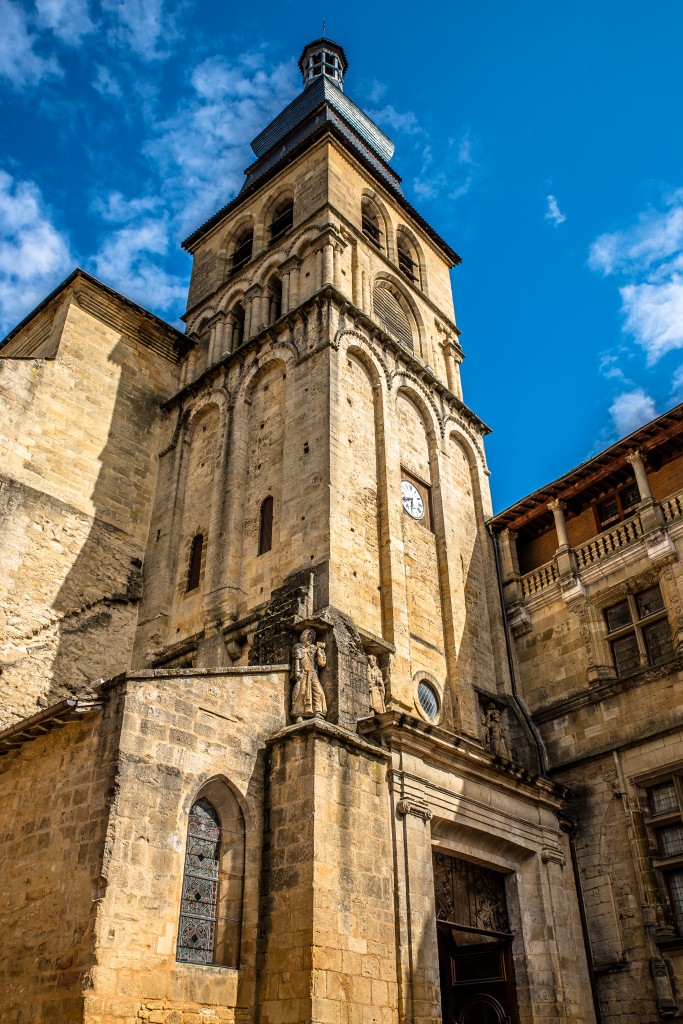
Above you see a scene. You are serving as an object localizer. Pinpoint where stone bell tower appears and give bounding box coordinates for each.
[134,35,505,742]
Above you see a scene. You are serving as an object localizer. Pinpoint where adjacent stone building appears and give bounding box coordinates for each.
[0,35,679,1024]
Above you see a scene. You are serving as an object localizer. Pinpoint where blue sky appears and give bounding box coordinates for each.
[1,1,682,511]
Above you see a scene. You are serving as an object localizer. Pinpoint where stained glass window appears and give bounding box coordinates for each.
[176,798,221,964]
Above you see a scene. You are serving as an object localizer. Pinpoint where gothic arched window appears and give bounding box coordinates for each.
[269,199,293,243]
[176,784,246,968]
[258,496,274,555]
[186,533,203,592]
[177,798,222,964]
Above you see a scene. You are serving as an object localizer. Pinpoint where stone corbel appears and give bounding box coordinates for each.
[396,798,433,821]
[507,601,532,638]
[541,847,567,868]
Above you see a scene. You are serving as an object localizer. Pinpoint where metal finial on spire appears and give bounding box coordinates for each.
[322,18,326,37]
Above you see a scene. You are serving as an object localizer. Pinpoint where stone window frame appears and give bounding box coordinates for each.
[176,778,247,970]
[636,764,683,938]
[413,671,443,725]
[603,583,674,678]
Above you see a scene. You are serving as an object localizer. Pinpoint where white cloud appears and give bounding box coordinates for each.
[91,218,186,311]
[412,129,478,203]
[35,0,94,45]
[101,0,175,60]
[669,364,683,405]
[545,195,566,227]
[147,52,298,237]
[620,276,683,365]
[93,64,122,99]
[0,0,62,88]
[589,190,683,364]
[368,104,423,136]
[0,170,72,334]
[609,388,657,437]
[92,191,160,222]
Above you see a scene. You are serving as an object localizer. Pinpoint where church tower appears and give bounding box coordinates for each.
[134,36,502,742]
[0,37,599,1024]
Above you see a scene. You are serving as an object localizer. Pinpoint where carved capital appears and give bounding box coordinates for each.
[280,255,301,274]
[548,498,566,514]
[396,798,433,821]
[625,448,644,467]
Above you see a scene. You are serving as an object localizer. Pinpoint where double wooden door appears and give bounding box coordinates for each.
[438,924,519,1024]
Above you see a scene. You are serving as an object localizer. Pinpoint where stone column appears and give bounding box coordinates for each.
[244,285,261,339]
[626,449,653,500]
[352,242,362,307]
[322,240,334,286]
[207,322,218,366]
[548,498,570,549]
[499,528,520,582]
[280,256,300,313]
[315,247,323,290]
[440,340,463,399]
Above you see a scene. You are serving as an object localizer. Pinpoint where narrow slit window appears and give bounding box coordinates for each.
[259,496,274,555]
[186,533,203,592]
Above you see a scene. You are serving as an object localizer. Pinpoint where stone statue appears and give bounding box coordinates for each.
[367,655,386,714]
[482,703,509,759]
[291,628,327,721]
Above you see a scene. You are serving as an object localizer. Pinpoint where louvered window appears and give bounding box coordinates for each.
[397,239,418,283]
[270,200,293,243]
[231,230,253,275]
[373,285,414,350]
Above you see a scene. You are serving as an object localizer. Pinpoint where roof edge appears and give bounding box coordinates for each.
[0,268,190,352]
[182,122,461,267]
[489,400,683,528]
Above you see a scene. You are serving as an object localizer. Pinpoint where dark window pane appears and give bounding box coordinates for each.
[605,599,632,632]
[668,870,683,934]
[636,586,665,619]
[611,632,640,676]
[186,534,203,592]
[649,782,678,816]
[259,496,274,555]
[231,230,253,273]
[643,619,674,666]
[270,200,293,242]
[657,824,683,857]
[598,497,619,526]
[621,482,641,510]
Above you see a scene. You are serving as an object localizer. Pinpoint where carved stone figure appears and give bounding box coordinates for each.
[367,654,386,714]
[482,703,509,759]
[291,628,327,721]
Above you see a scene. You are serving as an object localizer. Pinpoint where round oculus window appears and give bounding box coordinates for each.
[417,680,439,721]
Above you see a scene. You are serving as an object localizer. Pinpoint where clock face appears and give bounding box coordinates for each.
[401,480,425,519]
